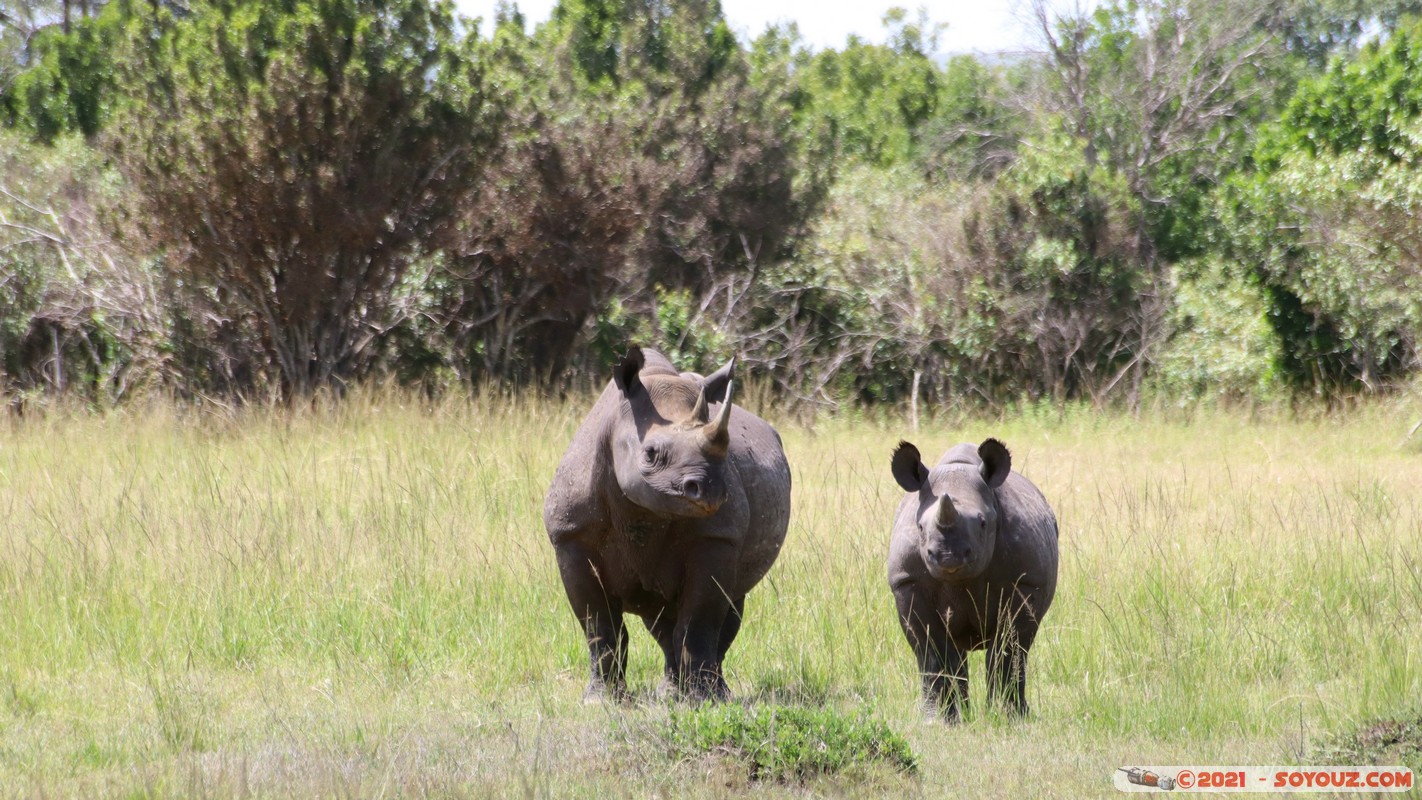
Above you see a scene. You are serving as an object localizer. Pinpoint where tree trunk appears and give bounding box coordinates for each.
[50,326,64,393]
[910,368,922,433]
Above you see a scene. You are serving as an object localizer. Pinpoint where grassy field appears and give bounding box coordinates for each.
[2,392,1420,797]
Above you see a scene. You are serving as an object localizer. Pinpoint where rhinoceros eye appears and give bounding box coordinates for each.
[641,444,662,469]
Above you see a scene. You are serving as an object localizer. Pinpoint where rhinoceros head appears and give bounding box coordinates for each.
[890,438,1011,581]
[609,346,735,518]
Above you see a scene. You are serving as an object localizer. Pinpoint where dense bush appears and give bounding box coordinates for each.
[1231,21,1422,393]
[664,704,917,781]
[1152,258,1282,404]
[0,132,166,403]
[4,0,1422,406]
[426,0,820,385]
[103,0,503,399]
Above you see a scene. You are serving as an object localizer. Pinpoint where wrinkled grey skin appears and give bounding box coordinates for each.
[544,346,790,701]
[887,438,1058,721]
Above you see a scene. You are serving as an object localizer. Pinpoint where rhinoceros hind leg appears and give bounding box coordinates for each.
[642,607,679,693]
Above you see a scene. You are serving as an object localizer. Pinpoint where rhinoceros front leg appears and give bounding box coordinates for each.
[647,594,742,699]
[986,616,1037,717]
[986,635,1030,717]
[554,542,628,702]
[716,596,746,663]
[672,541,737,701]
[894,585,967,722]
[985,587,1039,717]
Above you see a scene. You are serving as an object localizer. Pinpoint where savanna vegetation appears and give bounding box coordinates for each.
[4,0,1422,797]
[4,0,1422,410]
[1,396,1420,796]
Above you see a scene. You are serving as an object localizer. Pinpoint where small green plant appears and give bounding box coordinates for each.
[664,703,917,782]
[1312,711,1422,773]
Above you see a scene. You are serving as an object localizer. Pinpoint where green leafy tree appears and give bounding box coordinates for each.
[106,0,502,398]
[431,0,821,382]
[1,0,123,140]
[1033,0,1279,263]
[1011,0,1285,403]
[1265,0,1422,69]
[789,8,943,168]
[1232,22,1422,392]
[0,2,55,94]
[1152,257,1281,405]
[916,54,1019,180]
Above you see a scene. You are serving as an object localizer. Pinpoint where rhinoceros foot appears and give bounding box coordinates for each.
[582,679,631,705]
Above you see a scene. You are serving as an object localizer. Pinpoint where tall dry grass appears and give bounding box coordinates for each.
[1,392,1419,796]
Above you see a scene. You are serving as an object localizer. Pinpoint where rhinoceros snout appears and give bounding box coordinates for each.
[926,546,973,574]
[679,474,727,514]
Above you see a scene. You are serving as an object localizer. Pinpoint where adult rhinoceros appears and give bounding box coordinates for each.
[544,347,790,701]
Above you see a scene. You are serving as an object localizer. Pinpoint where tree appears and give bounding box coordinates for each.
[1,0,121,140]
[1032,0,1279,258]
[107,0,502,398]
[0,2,58,87]
[916,54,1019,181]
[1230,22,1422,392]
[0,131,166,401]
[1265,0,1422,69]
[1019,0,1283,404]
[429,0,822,383]
[788,8,943,168]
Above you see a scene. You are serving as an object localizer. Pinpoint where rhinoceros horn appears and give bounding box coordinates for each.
[703,379,734,450]
[689,385,709,423]
[936,495,958,528]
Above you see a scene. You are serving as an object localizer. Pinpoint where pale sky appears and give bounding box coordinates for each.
[453,0,1053,55]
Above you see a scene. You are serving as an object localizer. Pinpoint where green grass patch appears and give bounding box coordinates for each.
[1313,710,1422,772]
[664,703,917,781]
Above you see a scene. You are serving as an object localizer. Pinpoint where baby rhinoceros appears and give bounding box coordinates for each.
[544,346,790,702]
[887,438,1058,721]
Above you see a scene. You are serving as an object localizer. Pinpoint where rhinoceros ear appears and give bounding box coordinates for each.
[703,356,736,403]
[613,345,645,396]
[891,441,929,492]
[979,438,1011,489]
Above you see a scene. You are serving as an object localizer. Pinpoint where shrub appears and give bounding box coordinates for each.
[107,0,501,399]
[1312,711,1422,773]
[664,703,917,782]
